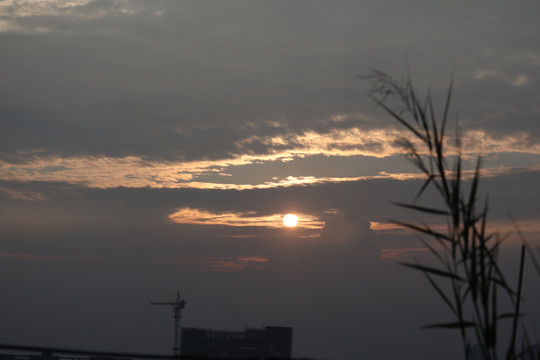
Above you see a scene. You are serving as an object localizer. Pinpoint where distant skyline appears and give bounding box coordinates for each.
[1,1,540,359]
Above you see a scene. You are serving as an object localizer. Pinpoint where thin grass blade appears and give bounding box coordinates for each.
[421,321,476,329]
[371,97,425,141]
[392,221,453,242]
[400,262,465,281]
[393,202,449,215]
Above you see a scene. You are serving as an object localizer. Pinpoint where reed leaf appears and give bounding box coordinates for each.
[363,69,526,360]
[370,96,425,142]
[400,262,465,281]
[393,202,450,215]
[497,313,526,320]
[418,237,446,265]
[391,221,453,243]
[440,75,453,142]
[414,174,436,202]
[423,271,457,315]
[421,321,476,329]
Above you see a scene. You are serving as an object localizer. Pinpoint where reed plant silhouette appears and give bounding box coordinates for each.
[362,70,534,360]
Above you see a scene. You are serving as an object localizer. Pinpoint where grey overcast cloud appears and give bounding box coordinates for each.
[1,1,540,359]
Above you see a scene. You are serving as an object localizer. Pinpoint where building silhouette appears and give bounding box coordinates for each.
[180,326,293,358]
[0,353,128,360]
[0,352,61,360]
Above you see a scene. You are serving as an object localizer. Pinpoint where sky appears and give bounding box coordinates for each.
[1,1,540,359]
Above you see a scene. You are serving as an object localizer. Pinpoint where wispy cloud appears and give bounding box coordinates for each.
[0,186,45,201]
[0,0,145,34]
[0,0,95,33]
[168,208,323,229]
[0,153,424,189]
[0,250,100,262]
[473,69,530,87]
[0,0,96,18]
[235,127,407,159]
[153,256,269,272]
[2,129,540,189]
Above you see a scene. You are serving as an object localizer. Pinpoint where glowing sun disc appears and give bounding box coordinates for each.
[283,214,298,227]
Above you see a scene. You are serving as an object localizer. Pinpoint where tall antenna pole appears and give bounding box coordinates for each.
[151,291,186,356]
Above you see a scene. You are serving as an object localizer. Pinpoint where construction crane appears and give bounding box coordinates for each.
[150,291,186,356]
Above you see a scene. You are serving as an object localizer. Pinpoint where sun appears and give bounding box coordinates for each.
[283,214,298,227]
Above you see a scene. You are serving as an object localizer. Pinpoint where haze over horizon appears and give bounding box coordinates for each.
[1,1,540,359]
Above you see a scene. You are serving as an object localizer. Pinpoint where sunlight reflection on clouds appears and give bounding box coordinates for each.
[168,207,323,229]
[2,129,540,189]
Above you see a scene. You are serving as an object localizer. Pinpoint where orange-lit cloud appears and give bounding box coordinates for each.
[0,186,46,201]
[236,127,408,159]
[373,217,540,238]
[2,128,540,189]
[370,222,409,233]
[0,250,100,262]
[168,207,323,229]
[378,218,540,262]
[154,256,269,272]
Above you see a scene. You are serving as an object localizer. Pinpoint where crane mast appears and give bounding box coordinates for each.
[151,291,186,356]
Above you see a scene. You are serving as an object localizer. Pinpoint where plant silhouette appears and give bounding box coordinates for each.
[362,70,534,360]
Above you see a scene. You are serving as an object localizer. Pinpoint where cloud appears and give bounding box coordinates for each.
[1,2,540,359]
[235,127,406,159]
[168,207,322,229]
[0,153,424,189]
[0,0,149,34]
[0,0,96,16]
[0,1,538,168]
[3,129,540,189]
[0,250,99,262]
[0,186,45,201]
[153,256,269,272]
[473,70,529,87]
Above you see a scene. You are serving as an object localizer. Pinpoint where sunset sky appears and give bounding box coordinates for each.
[1,1,540,359]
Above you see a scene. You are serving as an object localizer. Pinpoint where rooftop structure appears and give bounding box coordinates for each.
[180,326,293,359]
